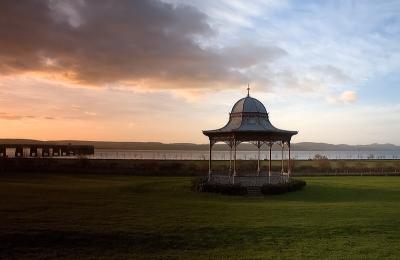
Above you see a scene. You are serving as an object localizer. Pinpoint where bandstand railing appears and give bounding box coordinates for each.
[208,173,290,186]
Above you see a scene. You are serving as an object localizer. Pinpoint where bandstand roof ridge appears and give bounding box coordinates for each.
[202,90,298,142]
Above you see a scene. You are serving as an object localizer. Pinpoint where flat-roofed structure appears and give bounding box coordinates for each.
[0,144,94,158]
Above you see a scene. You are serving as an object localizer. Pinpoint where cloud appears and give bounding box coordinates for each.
[0,113,36,120]
[0,112,58,121]
[84,111,97,116]
[311,65,353,84]
[0,0,285,90]
[340,90,357,103]
[164,0,287,28]
[327,90,358,104]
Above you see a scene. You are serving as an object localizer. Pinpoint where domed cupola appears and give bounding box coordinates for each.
[203,87,298,136]
[230,95,268,120]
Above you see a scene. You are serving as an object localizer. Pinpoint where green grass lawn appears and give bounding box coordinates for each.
[1,174,400,259]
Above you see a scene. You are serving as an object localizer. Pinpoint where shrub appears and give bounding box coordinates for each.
[336,160,347,171]
[191,177,247,195]
[191,177,306,196]
[313,154,331,171]
[190,176,208,192]
[206,183,247,196]
[287,179,307,191]
[261,183,288,194]
[261,179,306,195]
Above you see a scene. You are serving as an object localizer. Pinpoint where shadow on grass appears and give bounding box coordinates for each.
[122,177,400,204]
[280,183,400,203]
[1,224,399,256]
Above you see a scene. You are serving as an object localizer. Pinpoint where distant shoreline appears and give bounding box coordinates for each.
[1,139,400,151]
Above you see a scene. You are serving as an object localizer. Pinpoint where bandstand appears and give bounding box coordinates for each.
[202,88,298,186]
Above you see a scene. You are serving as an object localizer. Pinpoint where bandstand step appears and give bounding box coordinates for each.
[246,186,263,197]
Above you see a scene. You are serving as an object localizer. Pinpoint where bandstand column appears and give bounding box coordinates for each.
[257,141,261,176]
[208,138,213,180]
[233,138,237,177]
[229,142,232,175]
[281,141,284,174]
[268,142,272,183]
[288,142,291,177]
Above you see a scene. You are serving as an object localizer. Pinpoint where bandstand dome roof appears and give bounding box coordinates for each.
[202,90,298,142]
[231,96,267,114]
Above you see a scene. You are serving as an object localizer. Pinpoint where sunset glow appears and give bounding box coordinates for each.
[1,0,400,144]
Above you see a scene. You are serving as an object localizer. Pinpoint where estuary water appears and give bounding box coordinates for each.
[91,149,400,160]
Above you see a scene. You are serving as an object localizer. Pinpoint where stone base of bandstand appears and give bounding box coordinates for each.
[208,172,290,187]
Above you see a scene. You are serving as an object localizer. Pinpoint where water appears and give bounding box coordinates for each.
[90,149,400,160]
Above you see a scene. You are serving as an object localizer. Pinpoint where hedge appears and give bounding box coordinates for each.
[191,177,306,196]
[190,177,247,195]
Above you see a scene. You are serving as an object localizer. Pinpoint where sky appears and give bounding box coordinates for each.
[0,0,400,144]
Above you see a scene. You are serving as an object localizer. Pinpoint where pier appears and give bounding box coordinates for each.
[0,144,94,158]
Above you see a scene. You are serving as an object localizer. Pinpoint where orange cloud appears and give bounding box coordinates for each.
[0,113,36,120]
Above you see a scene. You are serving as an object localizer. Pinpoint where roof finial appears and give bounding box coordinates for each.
[247,83,250,97]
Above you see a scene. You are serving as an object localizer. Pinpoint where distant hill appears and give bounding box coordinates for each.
[291,142,400,151]
[1,139,400,151]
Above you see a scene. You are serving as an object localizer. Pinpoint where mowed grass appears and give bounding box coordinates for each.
[1,174,400,259]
